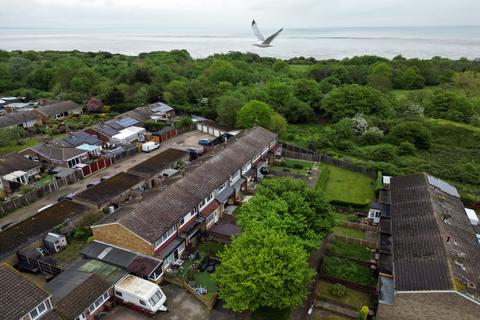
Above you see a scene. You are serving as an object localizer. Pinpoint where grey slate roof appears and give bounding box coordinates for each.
[96,127,276,243]
[128,148,189,177]
[74,172,144,207]
[0,263,50,320]
[0,153,41,175]
[63,131,102,147]
[36,100,81,117]
[27,144,88,161]
[390,173,480,294]
[0,110,41,128]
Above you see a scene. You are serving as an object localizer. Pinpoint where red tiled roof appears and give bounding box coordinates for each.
[200,200,220,218]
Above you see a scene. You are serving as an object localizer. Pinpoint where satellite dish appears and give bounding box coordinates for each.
[138,135,146,143]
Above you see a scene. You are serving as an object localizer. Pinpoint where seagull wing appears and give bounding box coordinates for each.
[252,19,265,42]
[263,28,283,45]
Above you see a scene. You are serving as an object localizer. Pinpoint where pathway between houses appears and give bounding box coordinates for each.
[307,162,320,188]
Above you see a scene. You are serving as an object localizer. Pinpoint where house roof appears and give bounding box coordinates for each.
[94,127,276,244]
[150,102,174,113]
[71,257,128,286]
[0,201,89,260]
[45,270,110,319]
[0,263,51,320]
[125,108,155,122]
[63,131,102,147]
[36,101,81,117]
[0,110,41,128]
[390,173,480,294]
[128,148,189,177]
[26,144,88,161]
[74,172,144,207]
[0,153,41,176]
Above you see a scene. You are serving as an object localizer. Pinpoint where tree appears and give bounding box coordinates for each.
[236,100,275,129]
[388,121,432,150]
[87,97,104,113]
[426,89,476,123]
[215,95,243,128]
[104,86,125,105]
[164,80,189,105]
[214,226,315,312]
[367,62,392,91]
[0,127,27,147]
[238,178,335,249]
[270,113,287,135]
[293,79,323,111]
[204,60,240,84]
[322,84,393,121]
[272,60,289,72]
[9,57,32,82]
[452,71,480,97]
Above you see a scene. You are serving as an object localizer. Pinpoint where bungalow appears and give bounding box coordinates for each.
[0,263,53,320]
[0,153,42,191]
[86,117,141,143]
[149,102,175,120]
[4,102,35,113]
[92,127,277,269]
[34,101,82,120]
[0,110,42,129]
[376,173,480,320]
[44,270,111,320]
[20,144,89,168]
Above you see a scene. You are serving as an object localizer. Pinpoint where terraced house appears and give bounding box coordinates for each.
[377,173,480,320]
[91,127,277,269]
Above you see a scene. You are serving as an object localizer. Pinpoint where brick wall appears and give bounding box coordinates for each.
[92,223,153,256]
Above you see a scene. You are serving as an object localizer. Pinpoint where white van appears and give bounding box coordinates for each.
[114,275,167,314]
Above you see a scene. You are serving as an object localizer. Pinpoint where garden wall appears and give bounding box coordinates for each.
[164,275,217,309]
[340,221,377,232]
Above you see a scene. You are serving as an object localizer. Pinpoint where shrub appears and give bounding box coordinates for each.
[175,116,193,129]
[359,306,369,320]
[388,121,432,150]
[398,141,416,155]
[346,213,358,222]
[329,284,347,297]
[292,163,304,169]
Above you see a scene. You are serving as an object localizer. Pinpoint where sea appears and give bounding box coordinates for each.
[1,26,480,60]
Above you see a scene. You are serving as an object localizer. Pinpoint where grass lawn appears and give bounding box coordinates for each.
[334,213,357,224]
[289,64,312,73]
[198,241,225,258]
[316,280,370,310]
[313,311,349,320]
[317,163,375,207]
[329,240,371,261]
[177,258,219,303]
[332,226,366,240]
[51,238,90,268]
[321,256,375,287]
[252,307,291,320]
[36,175,54,186]
[0,137,38,154]
[271,158,313,175]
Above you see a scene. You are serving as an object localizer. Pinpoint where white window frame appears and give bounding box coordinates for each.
[199,192,215,211]
[86,291,109,316]
[261,146,269,155]
[206,212,216,226]
[252,153,261,163]
[29,301,48,320]
[230,171,241,184]
[217,181,228,193]
[180,210,197,228]
[154,225,177,249]
[242,162,252,174]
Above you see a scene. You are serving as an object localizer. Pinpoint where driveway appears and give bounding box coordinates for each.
[0,130,215,230]
[104,284,210,320]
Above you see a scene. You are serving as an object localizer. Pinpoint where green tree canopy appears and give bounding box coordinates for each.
[214,226,315,312]
[367,62,392,91]
[322,84,393,121]
[236,100,275,129]
[215,95,244,128]
[388,121,432,150]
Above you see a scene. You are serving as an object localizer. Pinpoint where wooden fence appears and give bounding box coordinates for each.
[318,274,376,294]
[332,234,377,249]
[340,221,377,232]
[17,252,63,276]
[0,170,83,216]
[280,141,377,179]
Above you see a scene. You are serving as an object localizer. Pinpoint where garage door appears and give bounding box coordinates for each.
[213,129,220,137]
[203,126,209,134]
[196,124,202,131]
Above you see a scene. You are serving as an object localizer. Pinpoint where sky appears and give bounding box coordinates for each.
[0,0,478,30]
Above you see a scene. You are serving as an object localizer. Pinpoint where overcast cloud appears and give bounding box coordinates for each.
[0,0,477,30]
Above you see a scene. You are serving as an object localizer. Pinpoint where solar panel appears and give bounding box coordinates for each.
[116,116,139,128]
[427,175,460,198]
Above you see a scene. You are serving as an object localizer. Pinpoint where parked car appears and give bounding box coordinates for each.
[86,180,101,188]
[142,141,160,153]
[57,192,75,202]
[114,275,168,314]
[198,139,211,146]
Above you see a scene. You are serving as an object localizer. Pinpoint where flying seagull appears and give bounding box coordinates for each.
[251,19,283,47]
